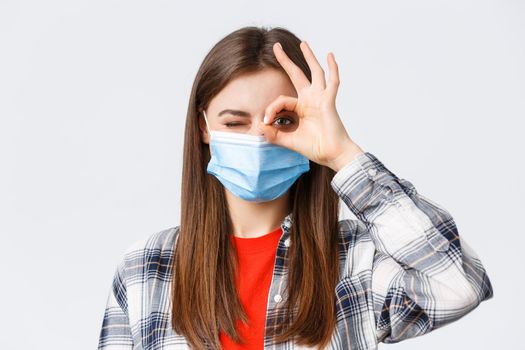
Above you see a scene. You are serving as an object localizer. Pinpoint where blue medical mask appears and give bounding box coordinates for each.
[202,110,310,202]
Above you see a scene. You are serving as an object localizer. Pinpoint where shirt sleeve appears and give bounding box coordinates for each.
[97,257,134,350]
[330,151,494,344]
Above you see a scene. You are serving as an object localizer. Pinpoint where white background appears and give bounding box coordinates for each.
[1,0,523,348]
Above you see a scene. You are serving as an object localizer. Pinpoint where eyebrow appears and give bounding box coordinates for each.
[218,109,251,117]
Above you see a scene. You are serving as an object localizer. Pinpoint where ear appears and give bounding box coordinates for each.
[197,112,210,145]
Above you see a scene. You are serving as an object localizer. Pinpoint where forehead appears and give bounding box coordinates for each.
[208,68,297,114]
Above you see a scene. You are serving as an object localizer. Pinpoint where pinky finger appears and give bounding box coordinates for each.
[326,52,340,98]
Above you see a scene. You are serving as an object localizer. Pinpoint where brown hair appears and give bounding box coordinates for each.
[172,25,341,349]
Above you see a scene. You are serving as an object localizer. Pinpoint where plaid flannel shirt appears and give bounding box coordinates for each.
[98,151,494,350]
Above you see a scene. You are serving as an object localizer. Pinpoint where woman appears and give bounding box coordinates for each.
[98,26,493,350]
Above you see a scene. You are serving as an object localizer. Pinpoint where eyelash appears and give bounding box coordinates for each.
[225,116,293,128]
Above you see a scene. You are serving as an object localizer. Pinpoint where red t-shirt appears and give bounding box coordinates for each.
[219,225,283,349]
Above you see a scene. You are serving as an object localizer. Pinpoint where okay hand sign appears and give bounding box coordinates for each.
[259,41,364,172]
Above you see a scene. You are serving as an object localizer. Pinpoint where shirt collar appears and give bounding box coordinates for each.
[280,211,293,238]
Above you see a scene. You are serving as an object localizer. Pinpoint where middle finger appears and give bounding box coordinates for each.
[273,42,311,92]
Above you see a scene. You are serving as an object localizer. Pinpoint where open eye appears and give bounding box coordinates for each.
[273,116,294,126]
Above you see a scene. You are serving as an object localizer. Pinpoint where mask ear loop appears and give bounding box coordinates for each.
[202,109,214,158]
[202,109,212,139]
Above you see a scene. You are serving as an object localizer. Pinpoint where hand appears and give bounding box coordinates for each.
[259,41,364,172]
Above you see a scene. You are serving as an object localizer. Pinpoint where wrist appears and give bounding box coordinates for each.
[328,141,365,173]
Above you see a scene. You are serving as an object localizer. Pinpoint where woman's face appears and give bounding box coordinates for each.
[199,68,299,144]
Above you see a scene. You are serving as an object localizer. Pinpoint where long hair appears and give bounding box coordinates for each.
[172,25,341,349]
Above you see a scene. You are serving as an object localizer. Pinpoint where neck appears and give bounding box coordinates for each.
[225,189,291,239]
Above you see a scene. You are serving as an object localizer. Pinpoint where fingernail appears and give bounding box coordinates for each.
[263,115,269,124]
[276,42,282,50]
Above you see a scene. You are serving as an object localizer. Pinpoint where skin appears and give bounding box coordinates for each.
[199,41,364,239]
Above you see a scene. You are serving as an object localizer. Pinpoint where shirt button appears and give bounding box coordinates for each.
[284,238,290,247]
[367,168,377,177]
[274,294,282,303]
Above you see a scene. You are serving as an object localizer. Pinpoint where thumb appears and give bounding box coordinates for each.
[257,120,297,152]
[257,94,299,151]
